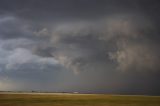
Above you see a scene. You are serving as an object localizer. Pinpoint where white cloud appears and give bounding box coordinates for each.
[0,39,59,71]
[6,48,59,70]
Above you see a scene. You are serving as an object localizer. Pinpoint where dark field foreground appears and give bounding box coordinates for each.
[0,93,160,106]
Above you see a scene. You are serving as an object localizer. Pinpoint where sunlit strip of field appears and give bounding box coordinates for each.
[0,93,160,106]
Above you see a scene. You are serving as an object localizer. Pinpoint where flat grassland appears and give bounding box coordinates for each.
[0,93,160,106]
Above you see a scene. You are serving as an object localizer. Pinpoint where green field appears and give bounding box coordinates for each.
[0,93,160,106]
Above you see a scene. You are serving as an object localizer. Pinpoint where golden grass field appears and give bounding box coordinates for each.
[0,93,160,106]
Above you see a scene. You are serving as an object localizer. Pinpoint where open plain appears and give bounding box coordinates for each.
[0,93,160,106]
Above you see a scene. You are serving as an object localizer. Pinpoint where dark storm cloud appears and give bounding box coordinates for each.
[2,0,160,22]
[48,14,160,73]
[0,0,160,95]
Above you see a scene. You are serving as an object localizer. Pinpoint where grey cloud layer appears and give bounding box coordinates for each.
[0,15,34,39]
[0,0,160,94]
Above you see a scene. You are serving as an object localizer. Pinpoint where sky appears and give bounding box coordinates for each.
[0,0,160,95]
